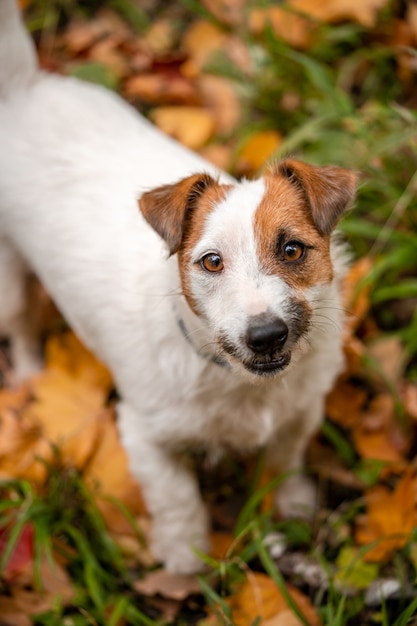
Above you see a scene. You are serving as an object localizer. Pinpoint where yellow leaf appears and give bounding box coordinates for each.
[45,332,113,394]
[237,130,282,175]
[150,106,215,150]
[182,20,227,76]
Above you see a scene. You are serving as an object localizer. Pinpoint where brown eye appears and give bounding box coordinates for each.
[283,241,305,262]
[201,253,224,273]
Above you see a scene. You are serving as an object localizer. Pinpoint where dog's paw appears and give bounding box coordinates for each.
[275,473,317,520]
[151,504,210,574]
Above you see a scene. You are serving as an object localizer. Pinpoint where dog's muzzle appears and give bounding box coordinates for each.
[243,314,291,376]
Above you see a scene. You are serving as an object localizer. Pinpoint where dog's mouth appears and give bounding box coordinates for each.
[243,351,291,376]
[219,336,292,377]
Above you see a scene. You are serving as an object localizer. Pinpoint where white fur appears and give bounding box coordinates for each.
[0,1,348,573]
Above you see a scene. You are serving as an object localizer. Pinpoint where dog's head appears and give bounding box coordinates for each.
[139,159,357,379]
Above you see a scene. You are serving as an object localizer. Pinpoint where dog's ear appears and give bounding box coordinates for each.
[273,159,358,235]
[139,173,216,255]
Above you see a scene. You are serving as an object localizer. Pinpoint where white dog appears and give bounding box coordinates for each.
[0,0,356,573]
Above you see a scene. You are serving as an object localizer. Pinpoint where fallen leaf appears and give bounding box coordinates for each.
[0,523,34,581]
[326,376,367,428]
[237,130,283,176]
[45,332,113,394]
[342,256,373,333]
[197,75,241,133]
[355,470,417,561]
[335,546,379,590]
[150,106,215,149]
[144,19,177,57]
[124,73,199,105]
[199,144,233,170]
[403,383,417,420]
[85,408,146,533]
[289,0,389,27]
[249,7,314,49]
[182,20,226,75]
[133,569,201,600]
[353,394,410,463]
[0,597,31,626]
[201,0,245,27]
[367,336,405,385]
[229,572,321,626]
[210,531,235,559]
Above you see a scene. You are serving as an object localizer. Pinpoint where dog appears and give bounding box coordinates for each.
[0,0,357,573]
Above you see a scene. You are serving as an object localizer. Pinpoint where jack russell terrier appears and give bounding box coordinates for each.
[0,0,356,573]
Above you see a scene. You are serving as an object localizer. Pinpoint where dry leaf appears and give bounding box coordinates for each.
[0,597,31,626]
[403,383,417,421]
[150,106,215,149]
[249,7,314,49]
[326,376,367,428]
[353,393,410,463]
[289,0,389,27]
[355,471,417,561]
[85,408,146,533]
[45,332,113,393]
[237,130,282,175]
[229,572,321,626]
[181,20,227,77]
[368,336,405,385]
[144,19,177,57]
[133,569,201,600]
[199,144,233,170]
[201,0,245,27]
[210,531,235,559]
[197,75,241,133]
[343,256,373,333]
[124,73,199,105]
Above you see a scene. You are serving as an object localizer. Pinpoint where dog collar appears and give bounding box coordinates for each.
[177,316,229,369]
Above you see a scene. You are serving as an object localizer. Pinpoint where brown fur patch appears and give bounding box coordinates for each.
[178,184,232,315]
[254,174,335,289]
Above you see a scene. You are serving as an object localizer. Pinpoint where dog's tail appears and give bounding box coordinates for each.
[0,0,38,97]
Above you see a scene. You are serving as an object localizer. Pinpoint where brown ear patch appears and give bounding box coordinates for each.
[272,159,358,235]
[254,175,336,288]
[139,173,217,256]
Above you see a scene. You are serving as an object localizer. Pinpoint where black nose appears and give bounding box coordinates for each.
[245,317,289,354]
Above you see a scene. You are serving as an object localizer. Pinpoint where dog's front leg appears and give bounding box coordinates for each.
[117,401,210,574]
[265,405,323,520]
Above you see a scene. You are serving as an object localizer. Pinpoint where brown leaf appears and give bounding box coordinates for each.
[403,383,417,421]
[150,106,215,149]
[355,470,417,561]
[326,376,367,428]
[197,75,241,134]
[143,19,177,57]
[353,394,410,463]
[200,0,245,27]
[124,73,199,105]
[289,0,389,27]
[0,597,31,626]
[199,144,233,171]
[181,20,227,77]
[367,336,405,385]
[133,569,201,600]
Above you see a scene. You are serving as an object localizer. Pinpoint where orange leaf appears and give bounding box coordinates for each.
[353,394,410,463]
[229,572,321,626]
[289,0,389,27]
[124,74,199,105]
[150,106,215,150]
[355,471,417,561]
[342,256,373,333]
[237,130,282,175]
[249,7,314,49]
[45,332,113,394]
[326,376,367,428]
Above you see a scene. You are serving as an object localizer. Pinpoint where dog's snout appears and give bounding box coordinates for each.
[245,316,288,354]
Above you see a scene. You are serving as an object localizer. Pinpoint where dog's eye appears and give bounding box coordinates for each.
[200,253,224,273]
[283,241,305,262]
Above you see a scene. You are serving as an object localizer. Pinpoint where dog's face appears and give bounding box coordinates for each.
[140,160,357,379]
